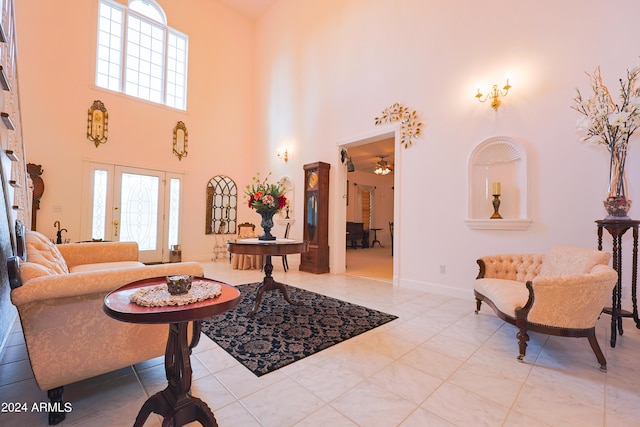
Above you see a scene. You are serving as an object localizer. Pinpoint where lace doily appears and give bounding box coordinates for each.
[129,280,222,307]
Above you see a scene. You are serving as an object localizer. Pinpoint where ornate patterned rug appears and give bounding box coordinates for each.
[199,282,398,376]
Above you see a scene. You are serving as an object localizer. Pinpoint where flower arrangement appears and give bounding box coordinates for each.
[572,63,640,216]
[245,172,287,213]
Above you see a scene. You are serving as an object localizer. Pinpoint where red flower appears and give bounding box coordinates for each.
[277,195,287,209]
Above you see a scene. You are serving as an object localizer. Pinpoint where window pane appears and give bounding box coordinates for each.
[91,169,109,241]
[168,178,180,248]
[96,2,123,91]
[129,0,165,24]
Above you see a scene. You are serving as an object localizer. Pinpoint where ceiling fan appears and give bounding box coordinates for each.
[374,155,392,175]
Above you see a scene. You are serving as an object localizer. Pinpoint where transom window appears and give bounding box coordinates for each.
[96,0,188,110]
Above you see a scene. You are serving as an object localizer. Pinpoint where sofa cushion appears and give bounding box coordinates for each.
[70,261,145,273]
[538,245,610,277]
[25,231,69,275]
[474,278,529,317]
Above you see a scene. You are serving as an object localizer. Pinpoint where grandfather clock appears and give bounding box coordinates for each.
[300,162,330,273]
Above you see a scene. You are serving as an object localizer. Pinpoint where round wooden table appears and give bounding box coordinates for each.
[227,238,309,317]
[103,277,241,427]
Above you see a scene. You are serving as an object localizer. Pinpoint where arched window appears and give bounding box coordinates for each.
[96,0,188,110]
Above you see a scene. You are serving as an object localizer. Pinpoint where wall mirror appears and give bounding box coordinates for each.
[173,121,188,160]
[206,175,237,234]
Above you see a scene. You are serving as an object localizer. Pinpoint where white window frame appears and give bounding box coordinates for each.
[95,0,188,110]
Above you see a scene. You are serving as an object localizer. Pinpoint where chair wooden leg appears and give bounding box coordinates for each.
[474,298,482,314]
[587,334,607,371]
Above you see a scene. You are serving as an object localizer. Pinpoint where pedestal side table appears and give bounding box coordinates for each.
[227,238,309,317]
[596,219,640,347]
[103,277,241,427]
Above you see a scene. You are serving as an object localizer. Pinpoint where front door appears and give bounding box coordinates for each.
[82,162,182,263]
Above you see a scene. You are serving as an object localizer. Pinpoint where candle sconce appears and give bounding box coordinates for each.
[87,100,108,147]
[173,121,188,160]
[475,79,511,111]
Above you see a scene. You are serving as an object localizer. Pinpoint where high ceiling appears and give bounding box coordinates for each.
[344,138,395,175]
[216,0,395,175]
[216,0,277,19]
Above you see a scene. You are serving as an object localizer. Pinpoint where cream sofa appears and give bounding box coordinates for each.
[474,245,617,370]
[7,224,203,424]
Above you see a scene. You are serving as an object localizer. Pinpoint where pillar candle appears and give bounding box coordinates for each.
[492,182,501,195]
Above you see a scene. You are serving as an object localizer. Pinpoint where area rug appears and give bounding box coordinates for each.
[199,282,398,376]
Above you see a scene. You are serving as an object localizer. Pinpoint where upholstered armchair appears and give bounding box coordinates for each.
[474,245,617,370]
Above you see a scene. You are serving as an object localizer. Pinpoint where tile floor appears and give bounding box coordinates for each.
[1,261,639,426]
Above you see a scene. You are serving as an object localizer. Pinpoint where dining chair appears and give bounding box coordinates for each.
[264,222,291,272]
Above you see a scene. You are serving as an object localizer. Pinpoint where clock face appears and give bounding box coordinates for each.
[307,171,318,189]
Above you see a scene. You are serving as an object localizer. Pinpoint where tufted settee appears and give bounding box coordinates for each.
[7,222,203,424]
[474,245,617,370]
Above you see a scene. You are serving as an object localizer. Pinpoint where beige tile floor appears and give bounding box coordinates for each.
[1,260,640,426]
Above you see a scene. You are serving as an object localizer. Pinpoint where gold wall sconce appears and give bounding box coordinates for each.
[277,148,289,162]
[475,79,512,111]
[173,121,188,160]
[87,100,108,146]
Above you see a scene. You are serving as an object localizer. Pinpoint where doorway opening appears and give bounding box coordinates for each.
[341,136,395,282]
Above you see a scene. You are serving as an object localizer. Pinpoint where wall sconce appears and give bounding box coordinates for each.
[475,79,511,111]
[87,100,108,147]
[173,121,188,160]
[277,148,289,162]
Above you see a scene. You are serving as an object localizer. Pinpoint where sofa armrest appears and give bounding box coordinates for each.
[477,253,544,282]
[11,261,204,306]
[520,264,617,329]
[56,241,139,269]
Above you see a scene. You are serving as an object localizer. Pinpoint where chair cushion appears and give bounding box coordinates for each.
[474,278,529,317]
[25,231,69,275]
[538,245,610,277]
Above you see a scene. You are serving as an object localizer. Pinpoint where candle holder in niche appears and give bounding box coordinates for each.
[490,194,503,219]
[490,181,502,219]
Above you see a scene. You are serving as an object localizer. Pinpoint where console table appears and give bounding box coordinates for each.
[103,277,241,427]
[227,238,309,317]
[596,219,640,347]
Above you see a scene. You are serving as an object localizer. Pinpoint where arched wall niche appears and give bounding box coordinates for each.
[466,136,532,230]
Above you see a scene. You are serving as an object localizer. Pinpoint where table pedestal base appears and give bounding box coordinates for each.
[134,322,217,427]
[248,255,303,317]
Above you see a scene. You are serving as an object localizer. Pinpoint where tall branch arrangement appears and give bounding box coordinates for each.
[572,65,640,198]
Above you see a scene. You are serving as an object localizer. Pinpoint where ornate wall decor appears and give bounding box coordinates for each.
[173,121,188,160]
[206,175,238,234]
[87,100,108,146]
[374,103,422,148]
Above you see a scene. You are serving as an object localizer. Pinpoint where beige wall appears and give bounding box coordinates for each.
[14,0,268,261]
[253,0,640,297]
[14,0,640,298]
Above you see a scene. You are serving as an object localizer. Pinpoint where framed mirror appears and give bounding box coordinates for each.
[173,121,188,160]
[206,175,237,234]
